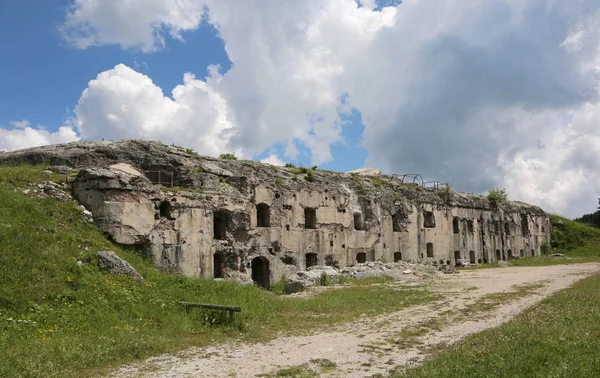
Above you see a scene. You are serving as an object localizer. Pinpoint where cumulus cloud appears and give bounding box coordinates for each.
[73,64,236,158]
[260,154,286,167]
[0,123,80,151]
[59,0,600,217]
[60,0,206,52]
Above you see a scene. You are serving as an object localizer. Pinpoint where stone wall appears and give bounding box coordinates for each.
[1,140,551,288]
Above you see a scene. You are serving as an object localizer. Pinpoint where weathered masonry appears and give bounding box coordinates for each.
[1,140,551,288]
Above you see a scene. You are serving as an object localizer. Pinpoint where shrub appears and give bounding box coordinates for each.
[275,178,282,188]
[371,178,385,187]
[311,165,318,171]
[195,167,204,174]
[305,171,315,182]
[285,163,296,168]
[541,240,551,255]
[219,153,238,160]
[185,148,195,155]
[487,188,507,205]
[320,272,331,286]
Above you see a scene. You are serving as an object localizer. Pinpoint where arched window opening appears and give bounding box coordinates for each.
[453,217,460,234]
[356,252,367,264]
[426,243,434,258]
[251,257,270,289]
[394,252,402,262]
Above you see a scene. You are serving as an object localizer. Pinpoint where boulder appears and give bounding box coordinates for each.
[97,251,144,283]
[347,168,382,176]
[73,164,157,245]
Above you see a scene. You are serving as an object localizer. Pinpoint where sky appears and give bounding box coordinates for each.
[0,0,599,219]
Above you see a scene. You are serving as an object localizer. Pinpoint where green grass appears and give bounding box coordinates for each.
[397,273,600,378]
[461,215,600,270]
[549,214,600,257]
[0,166,438,377]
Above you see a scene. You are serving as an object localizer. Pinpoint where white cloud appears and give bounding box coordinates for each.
[0,124,80,152]
[73,64,236,158]
[58,0,600,217]
[10,120,31,129]
[60,0,206,52]
[260,154,286,167]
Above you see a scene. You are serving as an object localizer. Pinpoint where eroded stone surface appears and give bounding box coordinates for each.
[0,140,552,287]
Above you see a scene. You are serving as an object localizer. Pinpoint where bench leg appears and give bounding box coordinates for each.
[229,310,234,322]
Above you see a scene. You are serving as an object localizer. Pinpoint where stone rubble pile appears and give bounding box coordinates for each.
[283,260,443,293]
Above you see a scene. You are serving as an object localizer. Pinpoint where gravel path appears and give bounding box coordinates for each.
[110,263,600,378]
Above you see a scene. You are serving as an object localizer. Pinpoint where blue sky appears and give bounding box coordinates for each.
[0,0,599,218]
[0,0,368,172]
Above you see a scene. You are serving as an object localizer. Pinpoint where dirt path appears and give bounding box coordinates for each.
[110,263,600,378]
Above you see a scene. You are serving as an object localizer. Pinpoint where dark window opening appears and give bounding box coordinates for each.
[213,210,229,240]
[356,252,367,264]
[477,258,482,264]
[305,208,317,229]
[342,244,346,249]
[354,212,364,231]
[453,217,460,234]
[469,251,476,264]
[507,249,513,260]
[159,200,172,219]
[256,203,270,227]
[251,257,270,289]
[426,243,434,258]
[520,249,524,257]
[275,193,281,199]
[504,223,510,236]
[330,240,334,247]
[305,253,319,269]
[467,220,474,234]
[446,260,450,265]
[394,252,402,262]
[285,225,290,231]
[521,214,530,237]
[454,251,461,261]
[531,248,535,256]
[424,211,436,228]
[495,249,501,261]
[213,253,224,278]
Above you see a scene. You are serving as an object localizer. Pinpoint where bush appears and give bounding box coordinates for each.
[305,171,315,182]
[487,188,507,205]
[285,163,296,168]
[320,272,331,286]
[185,148,195,155]
[541,240,551,255]
[219,153,238,160]
[371,178,385,187]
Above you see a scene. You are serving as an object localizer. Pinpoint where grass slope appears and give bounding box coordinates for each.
[0,166,437,378]
[398,273,600,378]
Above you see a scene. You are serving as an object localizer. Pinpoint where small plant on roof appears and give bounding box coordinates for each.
[487,188,507,206]
[219,153,238,160]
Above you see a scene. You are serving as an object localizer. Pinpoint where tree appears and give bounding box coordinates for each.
[574,198,600,227]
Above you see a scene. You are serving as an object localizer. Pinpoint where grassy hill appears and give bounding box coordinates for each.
[0,166,436,378]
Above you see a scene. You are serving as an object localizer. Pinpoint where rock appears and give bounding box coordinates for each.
[49,165,76,175]
[22,189,30,195]
[347,168,382,176]
[73,164,158,244]
[97,251,144,283]
[551,253,565,257]
[403,269,412,274]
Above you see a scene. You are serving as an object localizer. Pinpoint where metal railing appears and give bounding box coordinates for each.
[143,170,174,187]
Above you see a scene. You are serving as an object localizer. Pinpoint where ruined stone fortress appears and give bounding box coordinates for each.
[0,140,551,288]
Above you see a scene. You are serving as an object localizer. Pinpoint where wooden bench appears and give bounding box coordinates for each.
[178,301,242,321]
